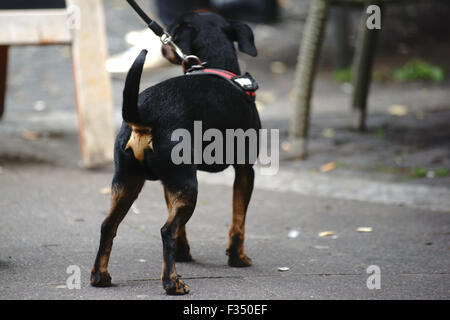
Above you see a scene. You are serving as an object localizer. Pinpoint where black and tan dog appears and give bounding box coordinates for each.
[90,12,261,295]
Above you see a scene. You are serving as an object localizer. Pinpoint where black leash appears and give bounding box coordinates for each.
[126,0,202,72]
[126,0,165,37]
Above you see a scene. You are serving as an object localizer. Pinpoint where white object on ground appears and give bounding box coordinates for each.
[277,267,290,272]
[288,229,300,238]
[106,29,169,73]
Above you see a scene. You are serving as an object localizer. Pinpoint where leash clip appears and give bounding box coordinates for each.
[126,0,205,74]
[161,33,189,64]
[160,32,172,45]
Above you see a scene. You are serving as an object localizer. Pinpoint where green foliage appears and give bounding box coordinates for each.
[332,59,445,84]
[435,168,449,177]
[410,167,427,178]
[332,68,352,83]
[335,161,347,168]
[375,127,385,139]
[373,165,449,181]
[393,59,445,83]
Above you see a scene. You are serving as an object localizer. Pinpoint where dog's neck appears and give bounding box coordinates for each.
[194,38,241,75]
[202,55,241,75]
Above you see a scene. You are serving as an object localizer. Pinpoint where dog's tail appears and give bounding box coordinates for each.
[122,49,148,124]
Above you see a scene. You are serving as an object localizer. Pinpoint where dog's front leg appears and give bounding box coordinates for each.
[161,184,197,295]
[227,164,254,267]
[91,174,145,287]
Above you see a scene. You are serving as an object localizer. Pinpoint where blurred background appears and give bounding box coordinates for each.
[1,0,449,186]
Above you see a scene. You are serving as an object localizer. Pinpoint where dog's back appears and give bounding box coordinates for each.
[91,12,261,295]
[120,39,261,173]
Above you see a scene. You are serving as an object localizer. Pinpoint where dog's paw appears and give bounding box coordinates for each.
[164,277,190,295]
[90,271,112,287]
[227,250,252,267]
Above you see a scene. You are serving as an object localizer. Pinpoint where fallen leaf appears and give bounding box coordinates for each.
[322,128,336,139]
[277,267,290,272]
[356,227,373,233]
[22,131,39,140]
[388,104,408,116]
[99,187,111,195]
[320,162,336,173]
[318,231,335,237]
[281,141,292,152]
[257,90,276,104]
[270,61,287,74]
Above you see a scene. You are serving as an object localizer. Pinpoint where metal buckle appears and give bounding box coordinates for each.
[182,55,203,73]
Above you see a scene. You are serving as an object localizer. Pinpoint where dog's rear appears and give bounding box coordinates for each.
[91,12,260,295]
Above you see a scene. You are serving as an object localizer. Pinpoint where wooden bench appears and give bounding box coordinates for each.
[0,0,115,168]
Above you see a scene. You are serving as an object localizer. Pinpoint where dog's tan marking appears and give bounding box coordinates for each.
[91,177,145,287]
[97,185,125,273]
[125,124,153,162]
[227,165,254,267]
[161,187,196,295]
[164,189,193,262]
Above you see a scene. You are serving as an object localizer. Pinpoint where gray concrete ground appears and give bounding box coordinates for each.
[1,0,449,300]
[1,164,449,299]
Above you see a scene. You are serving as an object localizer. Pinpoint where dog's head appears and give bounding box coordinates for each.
[162,12,257,72]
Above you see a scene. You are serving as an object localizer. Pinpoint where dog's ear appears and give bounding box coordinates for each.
[228,21,257,57]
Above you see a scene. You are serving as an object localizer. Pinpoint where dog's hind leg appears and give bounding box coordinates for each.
[160,181,197,295]
[164,187,193,262]
[227,164,254,267]
[90,174,145,287]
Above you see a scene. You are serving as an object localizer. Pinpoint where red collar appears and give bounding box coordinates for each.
[185,68,257,99]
